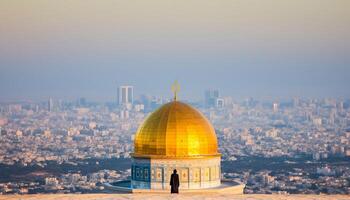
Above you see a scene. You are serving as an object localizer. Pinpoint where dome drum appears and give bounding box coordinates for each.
[131,157,221,190]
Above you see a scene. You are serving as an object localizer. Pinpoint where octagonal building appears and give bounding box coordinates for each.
[131,100,221,190]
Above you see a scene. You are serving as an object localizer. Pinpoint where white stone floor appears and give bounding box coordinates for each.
[1,194,350,200]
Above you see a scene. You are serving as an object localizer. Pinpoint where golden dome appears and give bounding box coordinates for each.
[133,101,219,158]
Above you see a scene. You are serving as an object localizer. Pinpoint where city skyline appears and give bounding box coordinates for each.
[1,0,350,197]
[1,0,350,101]
[0,89,349,195]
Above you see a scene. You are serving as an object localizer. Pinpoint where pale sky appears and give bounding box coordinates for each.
[0,0,349,101]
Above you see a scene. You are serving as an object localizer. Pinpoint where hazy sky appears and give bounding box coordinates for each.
[0,0,349,102]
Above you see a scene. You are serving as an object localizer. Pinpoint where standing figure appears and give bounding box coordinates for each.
[170,169,180,193]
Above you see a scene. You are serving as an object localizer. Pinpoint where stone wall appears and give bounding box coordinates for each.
[131,156,221,189]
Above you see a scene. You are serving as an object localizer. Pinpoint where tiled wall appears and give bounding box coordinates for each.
[131,157,221,189]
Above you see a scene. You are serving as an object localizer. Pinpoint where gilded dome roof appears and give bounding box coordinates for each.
[133,101,219,158]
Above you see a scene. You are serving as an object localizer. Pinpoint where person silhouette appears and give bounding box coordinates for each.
[170,169,179,193]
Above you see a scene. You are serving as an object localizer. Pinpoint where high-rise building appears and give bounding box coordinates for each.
[48,98,53,112]
[273,102,279,112]
[117,85,134,106]
[78,97,87,107]
[8,104,22,113]
[216,98,225,108]
[204,89,219,108]
[293,97,300,108]
[337,101,344,112]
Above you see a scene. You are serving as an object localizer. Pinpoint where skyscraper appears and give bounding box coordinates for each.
[117,85,134,106]
[48,98,53,112]
[273,102,279,112]
[204,89,219,108]
[216,98,225,108]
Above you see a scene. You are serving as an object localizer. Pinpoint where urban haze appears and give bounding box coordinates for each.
[0,0,349,196]
[0,0,350,101]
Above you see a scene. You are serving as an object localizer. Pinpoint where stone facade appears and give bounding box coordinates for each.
[131,156,221,190]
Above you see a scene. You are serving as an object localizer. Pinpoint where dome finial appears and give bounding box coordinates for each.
[171,80,180,101]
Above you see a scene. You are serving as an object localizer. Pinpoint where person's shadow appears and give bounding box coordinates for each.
[170,169,179,193]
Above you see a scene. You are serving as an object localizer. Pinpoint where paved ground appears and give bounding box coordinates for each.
[1,194,349,200]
